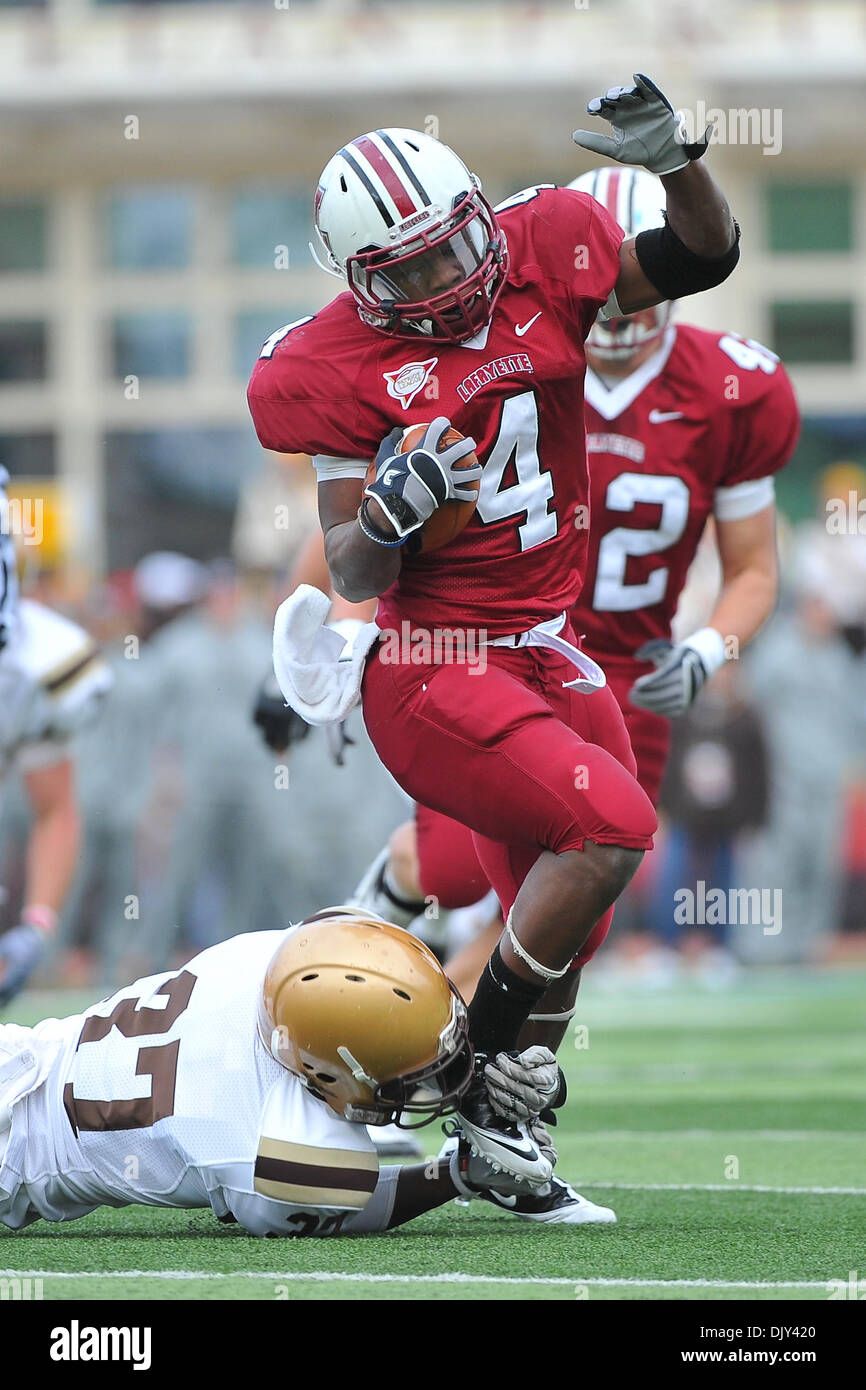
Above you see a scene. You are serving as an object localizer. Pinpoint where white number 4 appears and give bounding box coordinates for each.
[476,391,557,552]
[718,333,779,374]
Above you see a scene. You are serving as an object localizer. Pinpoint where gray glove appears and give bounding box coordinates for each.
[629,627,726,717]
[364,417,480,540]
[573,73,712,176]
[484,1045,562,1123]
[0,924,47,1007]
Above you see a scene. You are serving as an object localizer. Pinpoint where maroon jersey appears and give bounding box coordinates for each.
[248,185,623,637]
[572,323,800,668]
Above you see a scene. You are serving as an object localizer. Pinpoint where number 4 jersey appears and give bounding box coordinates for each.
[573,323,800,667]
[248,185,624,637]
[0,932,379,1237]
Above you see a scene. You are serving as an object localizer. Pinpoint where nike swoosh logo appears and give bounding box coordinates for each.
[515,311,542,338]
[465,1125,540,1162]
[648,409,684,423]
[489,1192,518,1208]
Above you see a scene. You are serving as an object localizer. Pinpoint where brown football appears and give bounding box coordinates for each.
[367,423,480,553]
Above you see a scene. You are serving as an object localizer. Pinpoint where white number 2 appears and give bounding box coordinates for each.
[593,473,690,612]
[476,391,557,552]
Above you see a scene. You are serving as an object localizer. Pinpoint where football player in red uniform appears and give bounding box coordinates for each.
[360,163,799,1038]
[249,75,740,1195]
[355,167,799,1028]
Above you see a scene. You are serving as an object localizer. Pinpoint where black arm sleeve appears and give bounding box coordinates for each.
[635,216,741,300]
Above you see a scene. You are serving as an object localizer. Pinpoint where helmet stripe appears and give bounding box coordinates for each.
[375,129,432,206]
[599,167,621,223]
[338,146,395,227]
[353,134,420,219]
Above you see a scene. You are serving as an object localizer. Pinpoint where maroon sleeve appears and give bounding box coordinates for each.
[523,186,624,339]
[718,348,801,487]
[247,313,382,459]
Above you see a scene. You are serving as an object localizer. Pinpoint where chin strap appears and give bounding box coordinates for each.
[308,239,343,279]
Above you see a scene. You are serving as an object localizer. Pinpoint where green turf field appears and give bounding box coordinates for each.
[2,967,864,1301]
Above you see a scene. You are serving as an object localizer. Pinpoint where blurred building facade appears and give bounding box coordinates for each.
[1,0,865,574]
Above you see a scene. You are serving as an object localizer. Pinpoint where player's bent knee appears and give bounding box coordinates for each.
[553,747,657,851]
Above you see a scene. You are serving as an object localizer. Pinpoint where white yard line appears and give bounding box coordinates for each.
[579,1182,866,1195]
[568,1129,866,1141]
[0,1269,835,1290]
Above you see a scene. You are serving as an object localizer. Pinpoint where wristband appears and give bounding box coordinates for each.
[357,499,409,548]
[683,626,727,676]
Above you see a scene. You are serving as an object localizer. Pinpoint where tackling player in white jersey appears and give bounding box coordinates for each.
[0,469,113,1006]
[0,907,612,1234]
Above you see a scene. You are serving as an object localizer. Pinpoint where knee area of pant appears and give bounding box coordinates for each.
[560,750,657,843]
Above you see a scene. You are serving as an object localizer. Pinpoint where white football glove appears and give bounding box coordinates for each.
[629,627,726,718]
[364,417,480,541]
[573,73,712,177]
[484,1045,563,1123]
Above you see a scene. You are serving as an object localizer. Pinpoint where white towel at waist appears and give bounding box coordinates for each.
[272,585,379,725]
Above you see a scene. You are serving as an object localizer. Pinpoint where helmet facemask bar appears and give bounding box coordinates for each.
[345,986,475,1129]
[346,187,507,344]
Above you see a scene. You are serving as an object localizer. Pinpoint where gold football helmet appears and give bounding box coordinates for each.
[258,905,474,1126]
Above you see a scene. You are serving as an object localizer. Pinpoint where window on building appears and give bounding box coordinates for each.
[104,426,263,569]
[0,320,48,381]
[0,433,55,477]
[766,182,854,254]
[0,199,48,272]
[230,187,312,269]
[110,311,191,379]
[104,186,195,270]
[769,300,855,366]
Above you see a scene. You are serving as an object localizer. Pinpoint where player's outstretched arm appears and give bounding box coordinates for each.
[574,73,739,313]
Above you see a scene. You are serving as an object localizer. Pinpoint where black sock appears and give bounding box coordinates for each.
[467,943,546,1056]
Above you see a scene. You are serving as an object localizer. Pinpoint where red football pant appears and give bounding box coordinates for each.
[362,631,656,966]
[404,657,670,967]
[415,802,490,910]
[603,662,672,807]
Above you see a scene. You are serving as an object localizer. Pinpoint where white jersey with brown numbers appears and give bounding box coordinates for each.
[0,932,379,1237]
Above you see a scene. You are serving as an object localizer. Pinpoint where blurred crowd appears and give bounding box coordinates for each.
[1,457,865,992]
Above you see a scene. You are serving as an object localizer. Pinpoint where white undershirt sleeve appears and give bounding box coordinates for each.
[713,476,775,523]
[313,455,369,482]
